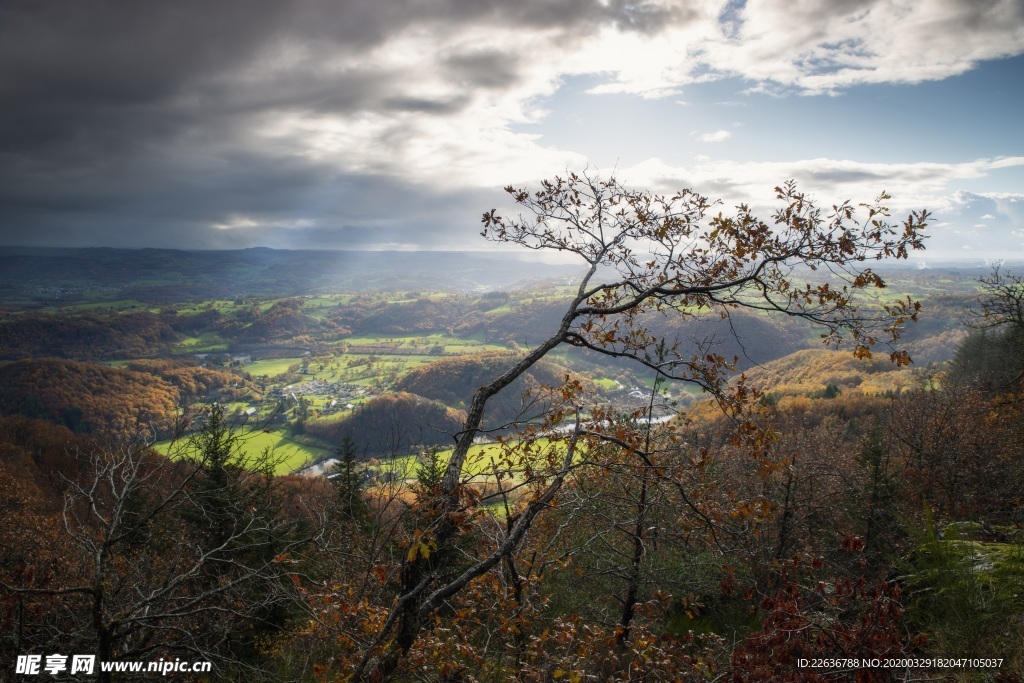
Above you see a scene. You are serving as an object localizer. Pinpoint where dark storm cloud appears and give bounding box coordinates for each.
[442,50,522,90]
[0,0,678,249]
[0,1,287,146]
[0,124,498,250]
[382,96,471,115]
[605,0,693,32]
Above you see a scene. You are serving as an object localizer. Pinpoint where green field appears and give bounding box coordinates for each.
[247,356,304,378]
[172,331,229,353]
[373,436,571,482]
[156,426,331,475]
[247,354,434,387]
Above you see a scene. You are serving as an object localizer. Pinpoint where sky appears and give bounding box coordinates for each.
[1,0,1022,260]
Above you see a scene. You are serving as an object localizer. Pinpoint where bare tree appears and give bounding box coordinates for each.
[352,172,929,680]
[1,409,321,681]
[957,265,1024,388]
[968,265,1024,333]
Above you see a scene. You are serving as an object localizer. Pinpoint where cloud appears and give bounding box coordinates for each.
[556,0,1024,96]
[931,190,1024,258]
[625,155,1024,202]
[697,130,732,143]
[714,0,1024,93]
[621,156,1024,259]
[0,0,1022,251]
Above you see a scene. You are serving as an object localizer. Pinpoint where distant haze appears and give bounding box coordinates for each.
[0,247,584,301]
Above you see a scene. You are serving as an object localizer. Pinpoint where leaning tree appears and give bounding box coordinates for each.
[351,172,929,680]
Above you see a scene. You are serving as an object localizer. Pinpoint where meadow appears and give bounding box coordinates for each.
[155,425,332,475]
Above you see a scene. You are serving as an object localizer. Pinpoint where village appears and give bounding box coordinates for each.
[272,378,370,416]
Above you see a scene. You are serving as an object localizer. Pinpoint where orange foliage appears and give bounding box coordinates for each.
[0,311,176,360]
[0,358,255,435]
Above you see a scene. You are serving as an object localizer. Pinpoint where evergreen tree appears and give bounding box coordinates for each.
[332,436,367,522]
[182,405,296,657]
[414,446,445,494]
[856,424,902,563]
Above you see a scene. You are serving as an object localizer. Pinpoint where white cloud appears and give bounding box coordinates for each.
[623,156,1024,205]
[619,156,1024,259]
[704,0,1024,93]
[697,130,732,143]
[528,0,1024,97]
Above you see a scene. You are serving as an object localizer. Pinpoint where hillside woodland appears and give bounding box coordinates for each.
[0,312,177,360]
[394,352,593,429]
[306,392,466,454]
[0,359,253,436]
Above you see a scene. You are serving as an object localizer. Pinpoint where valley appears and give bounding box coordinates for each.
[0,248,997,478]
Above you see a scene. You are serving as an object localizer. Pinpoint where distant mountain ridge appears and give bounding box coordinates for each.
[0,247,578,303]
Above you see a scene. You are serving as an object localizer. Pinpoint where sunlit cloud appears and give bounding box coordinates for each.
[697,130,732,143]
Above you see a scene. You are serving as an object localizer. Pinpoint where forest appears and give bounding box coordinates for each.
[1,176,1023,682]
